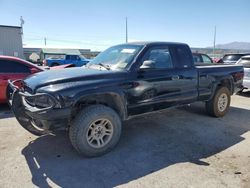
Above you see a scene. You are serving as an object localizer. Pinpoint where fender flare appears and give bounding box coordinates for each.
[208,75,234,101]
[72,90,128,120]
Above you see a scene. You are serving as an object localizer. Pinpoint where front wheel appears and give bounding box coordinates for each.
[206,87,231,117]
[69,105,122,157]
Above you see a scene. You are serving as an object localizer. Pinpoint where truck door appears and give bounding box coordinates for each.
[65,55,72,65]
[70,55,81,67]
[75,55,83,66]
[170,45,198,103]
[127,44,198,115]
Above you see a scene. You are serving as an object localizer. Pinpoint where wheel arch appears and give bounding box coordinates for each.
[72,92,127,120]
[217,76,234,94]
[208,76,234,101]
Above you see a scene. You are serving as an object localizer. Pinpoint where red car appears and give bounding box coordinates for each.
[0,56,44,104]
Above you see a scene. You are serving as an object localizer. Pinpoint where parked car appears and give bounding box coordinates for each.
[43,54,89,67]
[192,53,213,64]
[9,42,244,157]
[211,57,221,63]
[236,55,250,90]
[0,56,43,104]
[218,53,250,64]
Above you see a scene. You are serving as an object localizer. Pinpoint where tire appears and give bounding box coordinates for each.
[206,87,231,117]
[11,91,50,136]
[69,105,122,157]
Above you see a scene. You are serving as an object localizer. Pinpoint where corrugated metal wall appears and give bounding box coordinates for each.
[0,26,24,59]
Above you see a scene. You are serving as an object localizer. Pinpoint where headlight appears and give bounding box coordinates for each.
[25,94,55,108]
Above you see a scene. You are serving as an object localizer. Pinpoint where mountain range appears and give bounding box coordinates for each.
[212,42,250,50]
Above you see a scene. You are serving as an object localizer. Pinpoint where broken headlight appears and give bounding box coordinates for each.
[25,94,56,108]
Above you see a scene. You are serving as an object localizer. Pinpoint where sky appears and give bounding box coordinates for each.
[0,0,250,51]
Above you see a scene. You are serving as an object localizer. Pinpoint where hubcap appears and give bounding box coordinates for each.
[218,93,228,112]
[86,119,114,148]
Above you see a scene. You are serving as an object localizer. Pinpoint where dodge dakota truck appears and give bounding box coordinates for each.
[8,42,244,157]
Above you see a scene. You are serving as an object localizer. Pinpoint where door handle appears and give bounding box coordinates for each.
[171,75,180,80]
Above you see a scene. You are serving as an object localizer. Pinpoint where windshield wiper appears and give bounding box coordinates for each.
[98,63,110,70]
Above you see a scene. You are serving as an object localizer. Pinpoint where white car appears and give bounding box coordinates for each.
[236,55,250,90]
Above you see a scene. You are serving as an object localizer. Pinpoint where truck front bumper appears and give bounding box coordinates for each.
[8,80,71,131]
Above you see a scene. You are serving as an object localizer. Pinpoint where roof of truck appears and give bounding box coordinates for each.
[121,41,188,46]
[41,48,81,55]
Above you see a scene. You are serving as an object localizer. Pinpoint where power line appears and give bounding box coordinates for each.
[23,37,117,47]
[24,32,125,40]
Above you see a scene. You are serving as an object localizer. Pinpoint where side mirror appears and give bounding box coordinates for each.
[140,60,155,69]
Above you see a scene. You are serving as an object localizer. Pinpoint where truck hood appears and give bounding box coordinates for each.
[23,67,126,92]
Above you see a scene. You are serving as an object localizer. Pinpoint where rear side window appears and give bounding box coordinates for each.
[193,54,202,63]
[0,60,30,73]
[71,55,78,60]
[174,45,193,68]
[66,55,79,60]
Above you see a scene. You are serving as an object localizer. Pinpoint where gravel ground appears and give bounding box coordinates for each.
[0,92,250,188]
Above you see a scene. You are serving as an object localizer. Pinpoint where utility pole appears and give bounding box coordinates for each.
[213,26,216,58]
[20,16,24,35]
[125,17,128,43]
[44,37,47,46]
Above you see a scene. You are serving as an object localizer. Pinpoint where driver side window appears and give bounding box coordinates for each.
[141,47,173,69]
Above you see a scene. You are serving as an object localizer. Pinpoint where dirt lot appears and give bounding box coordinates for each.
[0,92,250,188]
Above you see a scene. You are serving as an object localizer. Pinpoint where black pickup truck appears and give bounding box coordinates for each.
[9,42,244,157]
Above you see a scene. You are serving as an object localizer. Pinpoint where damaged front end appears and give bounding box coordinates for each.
[7,80,70,136]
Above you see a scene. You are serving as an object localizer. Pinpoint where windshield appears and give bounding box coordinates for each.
[87,44,143,70]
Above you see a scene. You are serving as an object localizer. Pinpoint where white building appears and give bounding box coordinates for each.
[0,25,24,59]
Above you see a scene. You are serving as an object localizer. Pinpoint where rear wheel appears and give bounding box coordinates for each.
[206,87,231,117]
[69,105,122,157]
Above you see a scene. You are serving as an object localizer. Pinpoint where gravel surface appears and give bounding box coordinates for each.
[0,92,250,188]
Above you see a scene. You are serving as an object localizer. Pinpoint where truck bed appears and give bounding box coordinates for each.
[196,64,244,100]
